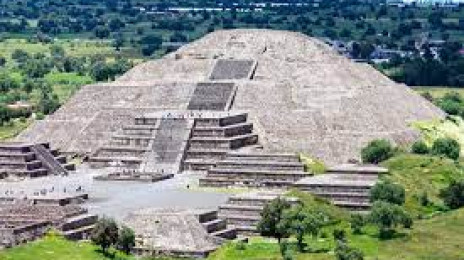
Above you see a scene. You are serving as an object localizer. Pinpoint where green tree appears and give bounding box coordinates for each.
[117,225,135,255]
[285,206,323,252]
[369,201,412,239]
[257,197,292,244]
[91,217,119,254]
[440,179,464,209]
[361,139,394,164]
[431,137,460,160]
[370,180,405,205]
[411,140,429,154]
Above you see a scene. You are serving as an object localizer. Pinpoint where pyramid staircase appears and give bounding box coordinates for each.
[183,112,258,171]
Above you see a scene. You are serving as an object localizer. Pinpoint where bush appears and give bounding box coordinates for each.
[350,214,365,234]
[370,180,406,205]
[431,137,460,160]
[335,240,364,260]
[361,139,394,164]
[411,140,429,154]
[440,179,464,209]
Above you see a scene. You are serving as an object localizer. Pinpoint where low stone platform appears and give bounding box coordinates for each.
[217,191,298,236]
[0,203,96,248]
[199,152,309,188]
[294,164,387,211]
[94,171,174,183]
[124,208,235,258]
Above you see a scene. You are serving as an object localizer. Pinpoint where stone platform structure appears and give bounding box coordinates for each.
[0,142,75,181]
[17,29,444,165]
[124,208,236,258]
[199,152,310,188]
[294,164,388,212]
[217,191,298,236]
[0,202,97,248]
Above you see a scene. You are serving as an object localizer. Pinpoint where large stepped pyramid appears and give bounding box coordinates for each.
[0,142,75,181]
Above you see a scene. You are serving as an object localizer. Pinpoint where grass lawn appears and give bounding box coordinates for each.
[0,233,134,260]
[415,87,464,99]
[381,154,464,217]
[210,209,464,260]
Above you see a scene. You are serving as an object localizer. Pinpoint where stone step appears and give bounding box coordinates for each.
[194,113,248,127]
[122,124,158,130]
[88,156,143,166]
[185,149,228,160]
[0,168,48,177]
[196,210,218,223]
[200,175,303,188]
[192,122,253,137]
[183,159,217,171]
[0,160,43,170]
[211,227,237,239]
[188,134,258,149]
[219,204,263,217]
[225,153,300,162]
[215,160,304,171]
[0,152,35,161]
[62,224,95,240]
[218,214,261,227]
[296,185,373,194]
[231,225,258,236]
[209,168,308,177]
[202,218,227,233]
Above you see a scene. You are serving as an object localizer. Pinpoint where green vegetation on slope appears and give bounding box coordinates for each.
[412,117,464,156]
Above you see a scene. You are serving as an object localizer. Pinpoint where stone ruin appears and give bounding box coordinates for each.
[0,141,94,249]
[0,201,96,248]
[124,208,237,258]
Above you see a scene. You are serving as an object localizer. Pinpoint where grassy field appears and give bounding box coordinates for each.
[415,87,464,99]
[210,209,464,260]
[0,39,123,62]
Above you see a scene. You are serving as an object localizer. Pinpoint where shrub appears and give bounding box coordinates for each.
[439,179,464,209]
[350,214,365,234]
[431,137,460,160]
[370,180,406,205]
[333,229,346,242]
[361,139,394,164]
[411,140,429,154]
[335,240,364,260]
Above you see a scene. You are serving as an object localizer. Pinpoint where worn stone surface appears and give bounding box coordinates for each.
[17,29,444,164]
